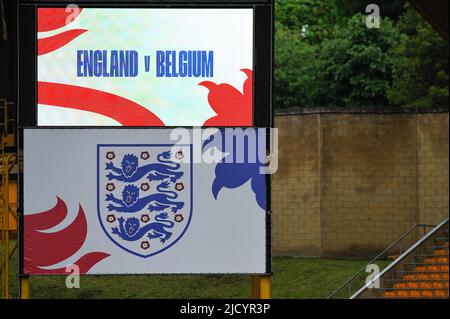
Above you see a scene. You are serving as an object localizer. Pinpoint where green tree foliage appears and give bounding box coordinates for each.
[275,22,319,108]
[333,0,406,20]
[315,14,401,107]
[275,0,338,44]
[274,0,449,109]
[387,6,449,108]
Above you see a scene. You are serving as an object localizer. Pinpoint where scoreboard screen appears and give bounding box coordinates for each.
[37,8,254,126]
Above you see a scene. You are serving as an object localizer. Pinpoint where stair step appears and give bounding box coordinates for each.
[424,245,449,251]
[392,281,449,289]
[422,257,449,264]
[379,287,448,291]
[404,262,448,266]
[413,265,449,271]
[395,271,449,280]
[396,270,449,274]
[383,288,449,298]
[385,278,448,282]
[384,293,449,298]
[384,296,448,299]
[414,253,449,259]
[402,274,448,281]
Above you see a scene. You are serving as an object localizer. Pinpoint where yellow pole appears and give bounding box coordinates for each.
[20,276,30,299]
[251,275,271,299]
[259,275,271,299]
[251,275,260,299]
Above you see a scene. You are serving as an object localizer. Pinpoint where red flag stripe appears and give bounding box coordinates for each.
[38,8,83,32]
[38,29,88,56]
[38,82,165,126]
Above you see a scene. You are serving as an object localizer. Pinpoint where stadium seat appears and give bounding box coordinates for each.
[394,283,407,289]
[380,235,448,299]
[407,282,419,289]
[434,290,448,298]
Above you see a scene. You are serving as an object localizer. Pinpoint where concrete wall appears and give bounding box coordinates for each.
[272,115,321,256]
[417,114,449,226]
[272,112,449,258]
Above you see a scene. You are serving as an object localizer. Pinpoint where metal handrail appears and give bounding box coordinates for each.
[327,223,436,299]
[350,218,449,299]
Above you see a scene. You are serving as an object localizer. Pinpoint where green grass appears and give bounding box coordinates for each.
[1,241,380,299]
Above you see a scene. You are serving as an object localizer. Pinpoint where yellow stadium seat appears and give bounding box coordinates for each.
[434,249,446,255]
[428,265,439,272]
[379,232,449,299]
[394,283,407,289]
[407,282,419,289]
[433,282,444,289]
[420,282,432,289]
[418,274,429,280]
[434,290,448,298]
[384,291,396,298]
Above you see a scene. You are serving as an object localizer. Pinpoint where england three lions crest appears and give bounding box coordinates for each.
[97,144,192,258]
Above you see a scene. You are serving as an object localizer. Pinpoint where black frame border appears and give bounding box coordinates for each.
[17,0,273,277]
[18,1,273,127]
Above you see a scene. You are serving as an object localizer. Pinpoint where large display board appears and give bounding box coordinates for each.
[18,0,273,278]
[37,8,253,126]
[18,1,272,127]
[22,128,269,274]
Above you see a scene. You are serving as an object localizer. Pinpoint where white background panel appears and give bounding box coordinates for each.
[24,129,266,274]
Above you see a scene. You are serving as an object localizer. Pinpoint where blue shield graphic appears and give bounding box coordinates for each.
[97,144,193,258]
